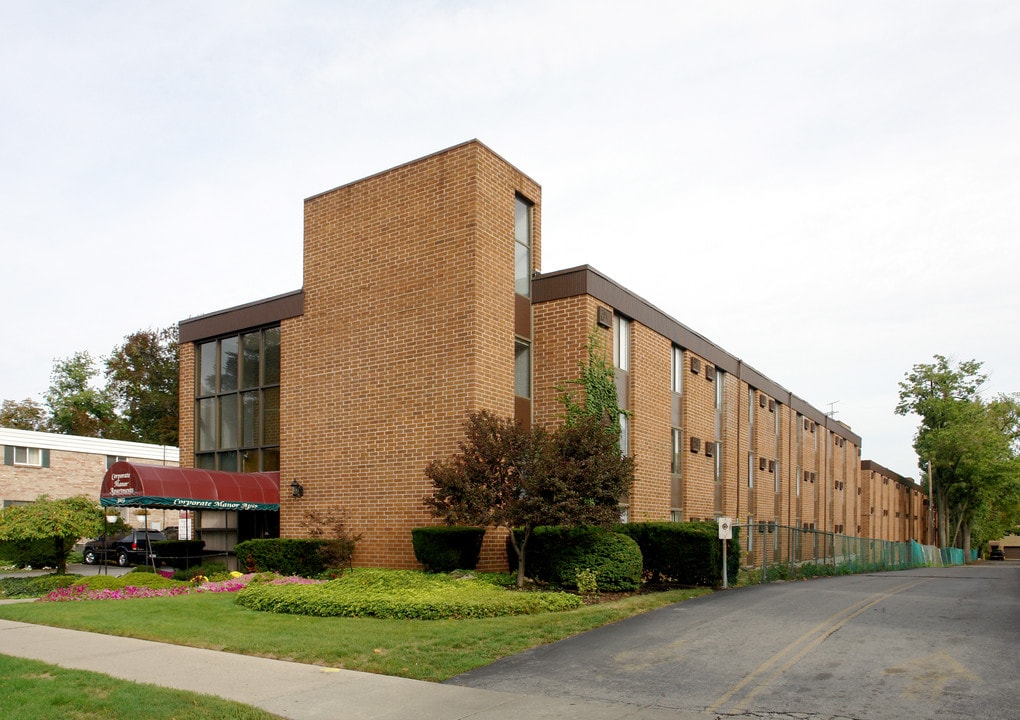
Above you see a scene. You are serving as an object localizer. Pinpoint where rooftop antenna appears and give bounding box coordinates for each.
[826,401,840,418]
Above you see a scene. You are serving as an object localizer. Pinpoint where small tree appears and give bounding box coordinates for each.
[424,410,633,588]
[0,496,105,573]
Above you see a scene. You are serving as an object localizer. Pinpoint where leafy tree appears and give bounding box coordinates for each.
[424,410,633,588]
[896,355,1020,555]
[0,496,105,574]
[105,326,180,445]
[44,351,123,439]
[0,398,47,430]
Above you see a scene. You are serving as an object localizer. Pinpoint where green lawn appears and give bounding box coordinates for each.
[0,654,282,720]
[0,586,710,682]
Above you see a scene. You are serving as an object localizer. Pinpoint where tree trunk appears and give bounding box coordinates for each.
[54,536,67,575]
[962,521,972,561]
[936,491,950,549]
[507,527,530,589]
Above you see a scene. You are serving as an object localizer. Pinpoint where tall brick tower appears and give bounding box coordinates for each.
[281,140,541,568]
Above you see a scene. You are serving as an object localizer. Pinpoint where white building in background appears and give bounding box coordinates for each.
[0,427,181,532]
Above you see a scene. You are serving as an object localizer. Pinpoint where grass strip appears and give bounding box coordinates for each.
[0,586,710,681]
[0,653,281,720]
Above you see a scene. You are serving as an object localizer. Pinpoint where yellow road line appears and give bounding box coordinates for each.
[706,578,932,714]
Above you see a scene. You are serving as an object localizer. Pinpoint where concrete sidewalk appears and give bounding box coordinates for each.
[0,616,710,720]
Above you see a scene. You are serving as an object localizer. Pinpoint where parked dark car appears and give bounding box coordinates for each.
[83,530,167,567]
[989,547,1005,561]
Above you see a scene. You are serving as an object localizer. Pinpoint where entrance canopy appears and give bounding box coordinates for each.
[101,461,280,512]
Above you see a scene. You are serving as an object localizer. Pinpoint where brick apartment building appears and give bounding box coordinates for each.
[177,140,929,569]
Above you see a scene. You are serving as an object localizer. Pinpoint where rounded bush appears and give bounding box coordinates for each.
[513,526,643,592]
[549,528,642,592]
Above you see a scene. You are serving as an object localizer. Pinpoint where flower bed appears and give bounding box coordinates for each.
[39,573,317,602]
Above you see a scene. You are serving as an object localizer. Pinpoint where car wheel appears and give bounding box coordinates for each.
[117,551,130,567]
[83,549,97,565]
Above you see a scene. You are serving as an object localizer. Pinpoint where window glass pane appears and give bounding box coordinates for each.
[614,316,630,371]
[198,398,216,451]
[241,391,259,447]
[198,341,217,395]
[514,196,532,297]
[218,451,238,472]
[219,395,238,449]
[219,336,239,393]
[263,387,280,446]
[14,447,26,464]
[515,241,530,296]
[514,341,531,398]
[242,450,260,473]
[261,448,280,472]
[263,327,281,385]
[619,413,630,456]
[196,453,216,470]
[514,196,531,246]
[241,333,261,389]
[671,346,683,393]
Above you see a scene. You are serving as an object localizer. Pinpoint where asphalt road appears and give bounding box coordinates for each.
[448,562,1020,720]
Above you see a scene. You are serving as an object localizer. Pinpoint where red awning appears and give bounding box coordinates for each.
[100,462,280,512]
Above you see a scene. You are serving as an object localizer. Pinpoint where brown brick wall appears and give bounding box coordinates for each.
[280,141,540,569]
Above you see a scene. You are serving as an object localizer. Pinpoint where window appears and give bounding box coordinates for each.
[514,340,531,398]
[747,451,755,488]
[671,428,682,474]
[613,315,630,371]
[514,195,532,297]
[714,370,724,408]
[619,413,630,456]
[106,455,128,469]
[12,446,43,467]
[671,346,683,393]
[195,326,281,472]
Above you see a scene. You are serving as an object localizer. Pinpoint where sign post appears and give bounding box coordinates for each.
[717,517,732,589]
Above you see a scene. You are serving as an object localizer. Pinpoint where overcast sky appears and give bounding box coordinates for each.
[2,1,1017,479]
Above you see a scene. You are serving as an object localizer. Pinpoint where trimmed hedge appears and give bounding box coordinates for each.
[233,538,329,577]
[411,526,485,572]
[151,540,206,569]
[616,521,741,587]
[235,568,583,619]
[510,526,643,592]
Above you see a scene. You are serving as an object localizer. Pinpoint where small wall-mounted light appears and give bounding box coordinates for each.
[290,481,304,499]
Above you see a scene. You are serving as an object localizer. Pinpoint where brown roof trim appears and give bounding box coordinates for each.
[179,290,304,343]
[861,459,917,486]
[533,265,862,445]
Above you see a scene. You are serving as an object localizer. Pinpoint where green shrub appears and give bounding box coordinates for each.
[0,537,76,570]
[617,521,741,588]
[235,568,583,619]
[234,539,329,577]
[411,526,485,572]
[151,540,206,569]
[0,574,80,599]
[510,526,642,591]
